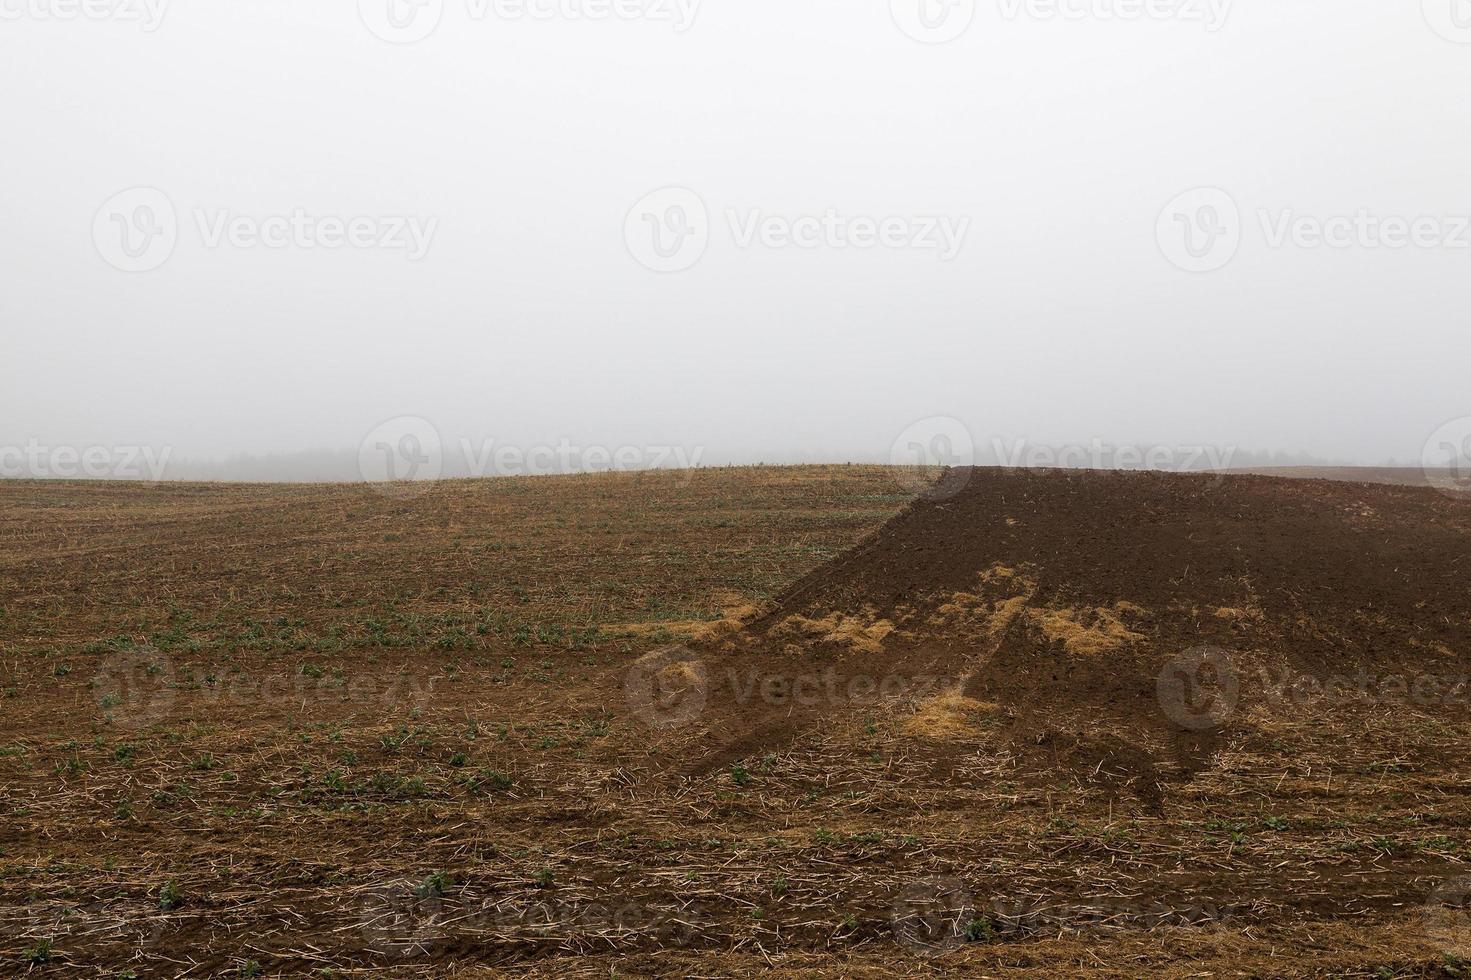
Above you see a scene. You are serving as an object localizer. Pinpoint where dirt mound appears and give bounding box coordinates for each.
[663,468,1471,795]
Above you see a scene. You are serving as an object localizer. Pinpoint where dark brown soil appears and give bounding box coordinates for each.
[678,468,1471,795]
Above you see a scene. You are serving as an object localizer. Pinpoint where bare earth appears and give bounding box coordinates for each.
[2,465,1469,977]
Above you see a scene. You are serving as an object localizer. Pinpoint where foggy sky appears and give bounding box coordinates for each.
[3,0,1470,479]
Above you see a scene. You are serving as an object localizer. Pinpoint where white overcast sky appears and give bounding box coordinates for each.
[3,0,1470,472]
